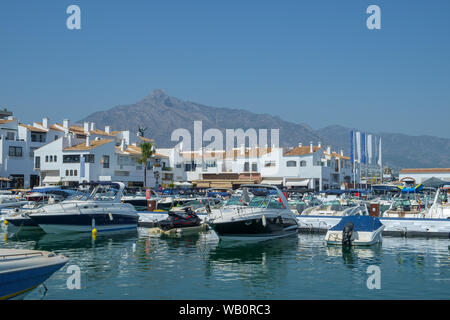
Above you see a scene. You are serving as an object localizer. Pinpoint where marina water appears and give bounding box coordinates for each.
[1,229,449,299]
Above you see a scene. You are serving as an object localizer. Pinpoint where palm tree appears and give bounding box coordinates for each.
[138,142,154,188]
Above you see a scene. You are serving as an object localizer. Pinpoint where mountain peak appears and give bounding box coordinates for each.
[147,89,168,99]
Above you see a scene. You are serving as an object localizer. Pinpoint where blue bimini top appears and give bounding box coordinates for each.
[330,216,383,232]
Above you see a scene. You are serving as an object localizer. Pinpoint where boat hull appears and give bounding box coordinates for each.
[0,250,68,300]
[210,216,298,241]
[29,213,139,234]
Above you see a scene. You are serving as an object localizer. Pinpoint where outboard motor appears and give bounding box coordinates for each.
[342,221,354,246]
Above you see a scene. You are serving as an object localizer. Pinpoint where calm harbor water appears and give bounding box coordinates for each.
[1,228,449,300]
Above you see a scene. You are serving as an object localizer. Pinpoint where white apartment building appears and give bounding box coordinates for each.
[34,120,169,188]
[178,142,357,191]
[0,112,65,188]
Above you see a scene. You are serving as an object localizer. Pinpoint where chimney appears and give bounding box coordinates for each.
[63,119,70,129]
[105,126,111,134]
[86,135,90,147]
[340,149,344,156]
[42,118,49,129]
[240,144,245,155]
[318,141,322,148]
[120,139,126,152]
[327,146,331,154]
[298,142,302,148]
[90,122,95,131]
[84,122,90,132]
[310,141,313,153]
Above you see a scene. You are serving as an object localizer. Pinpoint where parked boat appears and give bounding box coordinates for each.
[28,182,139,234]
[0,249,68,299]
[325,216,385,246]
[424,186,450,219]
[207,184,298,241]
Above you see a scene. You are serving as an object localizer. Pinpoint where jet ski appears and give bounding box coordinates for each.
[149,207,206,236]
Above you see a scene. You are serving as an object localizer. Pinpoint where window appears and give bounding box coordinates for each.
[63,155,80,163]
[31,133,46,143]
[244,162,249,171]
[6,131,15,140]
[176,163,182,168]
[66,170,69,176]
[35,156,40,169]
[300,160,307,167]
[83,154,95,163]
[252,162,257,172]
[49,155,53,162]
[8,146,22,157]
[54,155,57,162]
[74,170,77,176]
[70,170,73,176]
[46,155,49,162]
[102,155,110,168]
[286,160,297,167]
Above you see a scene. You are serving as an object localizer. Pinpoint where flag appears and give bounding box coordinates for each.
[378,137,382,167]
[367,134,373,165]
[361,132,366,164]
[356,131,361,163]
[350,130,354,164]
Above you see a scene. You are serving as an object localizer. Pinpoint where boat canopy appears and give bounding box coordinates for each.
[330,216,383,232]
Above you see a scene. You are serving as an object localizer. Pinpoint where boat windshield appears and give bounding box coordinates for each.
[89,185,119,201]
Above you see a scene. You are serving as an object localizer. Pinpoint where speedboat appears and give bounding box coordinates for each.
[28,182,139,233]
[207,184,298,241]
[324,215,385,246]
[0,249,68,299]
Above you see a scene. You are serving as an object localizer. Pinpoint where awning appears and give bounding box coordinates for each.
[42,176,61,184]
[285,179,310,187]
[261,179,283,185]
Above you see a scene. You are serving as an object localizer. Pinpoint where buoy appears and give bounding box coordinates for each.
[92,228,97,237]
[4,220,8,226]
[261,214,267,227]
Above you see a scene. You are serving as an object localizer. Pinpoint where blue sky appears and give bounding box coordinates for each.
[1,0,449,138]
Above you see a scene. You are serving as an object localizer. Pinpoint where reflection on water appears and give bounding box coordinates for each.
[0,228,449,299]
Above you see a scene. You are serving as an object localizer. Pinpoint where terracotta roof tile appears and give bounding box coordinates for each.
[400,168,450,174]
[64,139,114,151]
[284,146,321,156]
[18,123,48,133]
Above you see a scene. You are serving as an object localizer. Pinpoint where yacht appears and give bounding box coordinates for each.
[28,182,139,233]
[0,248,68,299]
[424,186,450,219]
[207,185,298,240]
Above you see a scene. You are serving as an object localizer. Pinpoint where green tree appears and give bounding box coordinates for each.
[138,142,154,188]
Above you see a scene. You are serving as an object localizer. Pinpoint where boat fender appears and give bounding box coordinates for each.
[342,222,354,246]
[3,220,8,226]
[92,228,97,237]
[261,214,266,227]
[108,212,113,221]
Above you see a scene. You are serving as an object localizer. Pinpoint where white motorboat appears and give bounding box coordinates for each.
[28,182,139,233]
[424,186,450,219]
[325,216,385,246]
[0,249,68,299]
[207,184,298,241]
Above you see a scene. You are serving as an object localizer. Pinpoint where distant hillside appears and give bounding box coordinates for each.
[81,90,450,170]
[80,89,323,148]
[317,125,450,170]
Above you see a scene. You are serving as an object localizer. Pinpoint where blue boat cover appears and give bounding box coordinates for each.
[330,216,383,232]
